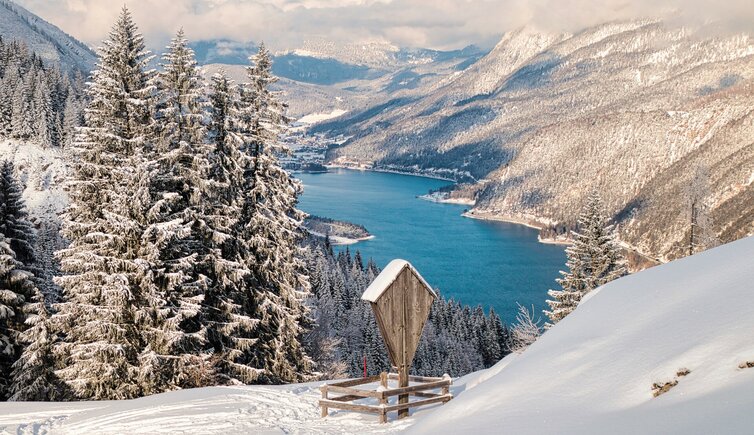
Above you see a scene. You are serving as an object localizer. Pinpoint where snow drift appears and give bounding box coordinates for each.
[410,235,754,434]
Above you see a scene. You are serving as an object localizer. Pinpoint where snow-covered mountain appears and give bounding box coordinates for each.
[318,21,754,261]
[191,38,485,86]
[0,0,95,73]
[1,236,752,433]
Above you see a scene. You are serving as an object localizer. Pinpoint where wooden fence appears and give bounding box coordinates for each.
[319,372,452,423]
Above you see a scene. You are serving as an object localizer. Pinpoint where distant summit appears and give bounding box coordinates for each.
[190,38,486,86]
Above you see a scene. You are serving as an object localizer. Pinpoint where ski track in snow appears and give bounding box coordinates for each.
[0,384,416,434]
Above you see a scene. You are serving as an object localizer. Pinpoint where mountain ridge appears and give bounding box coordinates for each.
[0,0,95,73]
[317,20,754,261]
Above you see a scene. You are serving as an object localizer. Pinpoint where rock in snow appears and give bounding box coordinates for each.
[1,236,752,433]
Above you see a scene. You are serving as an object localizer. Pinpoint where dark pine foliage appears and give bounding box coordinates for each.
[303,238,512,379]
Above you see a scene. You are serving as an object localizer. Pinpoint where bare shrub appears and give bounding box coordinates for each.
[509,304,543,353]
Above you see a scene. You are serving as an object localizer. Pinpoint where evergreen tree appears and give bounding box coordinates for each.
[0,236,40,400]
[137,29,213,394]
[33,78,54,147]
[0,73,14,135]
[9,291,60,401]
[10,72,34,139]
[545,191,626,326]
[51,7,155,400]
[62,93,83,147]
[235,44,312,383]
[0,161,37,273]
[202,71,260,384]
[683,165,718,256]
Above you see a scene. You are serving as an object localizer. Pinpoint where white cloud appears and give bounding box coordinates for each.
[14,0,754,51]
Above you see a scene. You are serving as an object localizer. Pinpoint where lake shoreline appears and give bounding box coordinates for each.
[296,169,567,323]
[465,209,662,269]
[325,164,458,182]
[302,214,374,246]
[305,229,376,245]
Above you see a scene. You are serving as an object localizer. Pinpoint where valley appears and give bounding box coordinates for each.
[300,22,754,263]
[0,1,752,433]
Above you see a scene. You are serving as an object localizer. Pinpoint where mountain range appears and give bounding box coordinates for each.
[191,38,485,86]
[313,21,754,261]
[0,1,750,263]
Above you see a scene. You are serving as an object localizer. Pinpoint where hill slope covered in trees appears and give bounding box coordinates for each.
[0,0,95,73]
[319,21,754,261]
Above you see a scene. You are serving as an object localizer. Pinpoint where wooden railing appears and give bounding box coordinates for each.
[319,372,452,423]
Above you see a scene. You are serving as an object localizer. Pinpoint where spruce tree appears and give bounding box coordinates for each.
[10,72,34,140]
[202,71,260,384]
[137,29,213,393]
[234,45,312,383]
[0,236,40,400]
[33,78,54,147]
[51,7,154,400]
[0,161,37,273]
[545,191,626,326]
[62,94,81,147]
[0,73,14,135]
[9,290,59,401]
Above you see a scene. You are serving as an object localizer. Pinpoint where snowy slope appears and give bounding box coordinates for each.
[1,237,752,433]
[0,0,95,73]
[0,140,69,220]
[410,235,754,434]
[0,382,418,434]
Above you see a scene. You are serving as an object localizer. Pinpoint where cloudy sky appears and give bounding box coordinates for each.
[15,0,754,51]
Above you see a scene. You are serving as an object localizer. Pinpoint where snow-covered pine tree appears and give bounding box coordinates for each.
[137,29,213,393]
[9,288,60,401]
[62,93,83,147]
[33,77,54,147]
[544,252,587,325]
[235,44,312,383]
[0,161,37,274]
[0,236,41,400]
[576,191,627,289]
[0,73,14,135]
[52,7,155,400]
[545,191,626,326]
[10,72,35,140]
[202,71,261,384]
[683,165,719,256]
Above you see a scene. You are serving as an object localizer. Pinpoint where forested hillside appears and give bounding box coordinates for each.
[319,21,754,261]
[303,240,510,379]
[0,0,95,73]
[0,36,84,148]
[0,6,515,403]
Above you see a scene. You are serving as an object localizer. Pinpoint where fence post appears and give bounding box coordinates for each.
[320,385,328,418]
[379,372,388,423]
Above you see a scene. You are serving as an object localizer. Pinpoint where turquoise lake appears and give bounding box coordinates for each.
[296,168,567,324]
